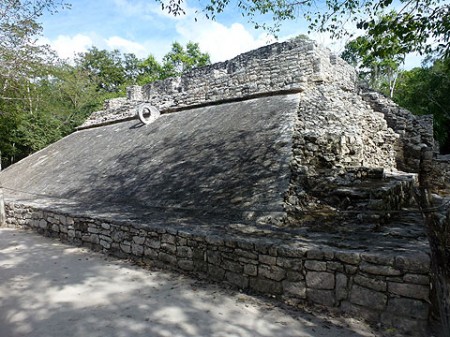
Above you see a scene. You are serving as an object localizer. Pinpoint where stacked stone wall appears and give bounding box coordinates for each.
[4,201,431,335]
[80,39,357,129]
[433,155,450,189]
[361,89,435,173]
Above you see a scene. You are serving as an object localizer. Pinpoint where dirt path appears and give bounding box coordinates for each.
[0,228,382,337]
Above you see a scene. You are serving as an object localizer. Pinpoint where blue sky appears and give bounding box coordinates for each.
[39,0,422,68]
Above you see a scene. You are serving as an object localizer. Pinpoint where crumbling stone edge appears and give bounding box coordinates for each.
[4,201,432,336]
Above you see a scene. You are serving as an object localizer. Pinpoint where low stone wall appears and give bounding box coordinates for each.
[4,201,431,335]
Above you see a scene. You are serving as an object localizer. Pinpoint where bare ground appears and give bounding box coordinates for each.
[0,228,389,337]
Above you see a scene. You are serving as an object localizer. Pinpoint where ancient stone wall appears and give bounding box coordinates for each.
[361,89,435,173]
[4,201,430,335]
[433,155,450,189]
[80,39,357,129]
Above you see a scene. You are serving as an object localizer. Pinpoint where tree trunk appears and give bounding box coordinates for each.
[418,147,450,337]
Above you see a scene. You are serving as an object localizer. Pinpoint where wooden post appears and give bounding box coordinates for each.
[0,152,5,226]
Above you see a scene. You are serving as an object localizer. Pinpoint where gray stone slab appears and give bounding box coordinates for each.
[0,95,299,224]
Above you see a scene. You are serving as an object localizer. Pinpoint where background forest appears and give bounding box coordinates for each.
[1,0,449,169]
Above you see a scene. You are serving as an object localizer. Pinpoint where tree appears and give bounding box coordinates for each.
[0,0,68,168]
[0,0,68,91]
[161,42,210,78]
[341,25,404,98]
[76,47,127,94]
[395,57,450,153]
[137,54,163,84]
[156,0,449,58]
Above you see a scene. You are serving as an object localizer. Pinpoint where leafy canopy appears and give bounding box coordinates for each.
[156,0,450,58]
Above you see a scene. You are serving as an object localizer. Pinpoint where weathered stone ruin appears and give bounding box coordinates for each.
[1,37,448,335]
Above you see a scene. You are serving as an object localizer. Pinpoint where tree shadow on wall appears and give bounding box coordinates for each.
[58,112,292,226]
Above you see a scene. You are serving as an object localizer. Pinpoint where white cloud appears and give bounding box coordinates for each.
[176,19,274,62]
[46,34,94,60]
[106,36,147,57]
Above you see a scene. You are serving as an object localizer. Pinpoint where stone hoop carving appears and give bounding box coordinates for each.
[137,103,160,125]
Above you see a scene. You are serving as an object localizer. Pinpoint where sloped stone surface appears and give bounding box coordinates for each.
[1,95,298,224]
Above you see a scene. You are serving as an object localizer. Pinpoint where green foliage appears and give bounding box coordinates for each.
[161,41,211,78]
[76,47,127,94]
[341,26,404,98]
[137,55,163,84]
[1,29,211,168]
[394,58,450,152]
[159,0,449,58]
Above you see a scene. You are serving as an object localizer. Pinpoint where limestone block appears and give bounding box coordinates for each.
[206,235,224,246]
[38,219,47,229]
[225,272,249,289]
[359,262,402,276]
[394,254,430,274]
[306,249,325,260]
[222,259,243,274]
[161,243,176,254]
[258,264,286,281]
[208,265,226,280]
[90,234,99,245]
[361,253,395,266]
[354,274,387,292]
[283,281,307,299]
[161,234,176,244]
[277,246,306,258]
[335,251,361,265]
[99,234,112,243]
[259,254,277,265]
[178,260,194,271]
[159,252,177,265]
[101,223,111,230]
[326,261,344,272]
[100,240,111,249]
[144,247,158,259]
[234,249,257,260]
[340,301,380,322]
[276,257,302,271]
[206,250,221,265]
[385,297,429,319]
[132,236,145,245]
[388,282,429,301]
[403,274,429,285]
[131,244,144,256]
[304,260,327,271]
[176,246,193,258]
[349,285,387,310]
[250,278,283,295]
[146,238,161,249]
[120,243,131,254]
[244,264,258,276]
[88,226,100,234]
[305,271,335,290]
[335,273,348,301]
[306,289,335,306]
